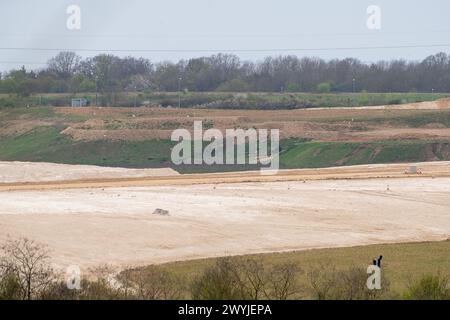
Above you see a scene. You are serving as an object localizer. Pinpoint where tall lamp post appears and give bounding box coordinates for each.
[178,77,182,108]
[93,72,99,107]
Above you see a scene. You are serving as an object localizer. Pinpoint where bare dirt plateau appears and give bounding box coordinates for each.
[0,161,179,183]
[0,161,449,271]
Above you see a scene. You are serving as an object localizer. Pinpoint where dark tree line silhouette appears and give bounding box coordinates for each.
[1,51,449,96]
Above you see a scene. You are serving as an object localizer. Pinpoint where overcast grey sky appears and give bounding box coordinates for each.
[1,0,449,71]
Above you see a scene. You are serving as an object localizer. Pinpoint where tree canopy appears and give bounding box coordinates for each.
[1,52,449,96]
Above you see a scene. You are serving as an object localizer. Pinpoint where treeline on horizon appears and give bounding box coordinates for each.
[0,51,449,96]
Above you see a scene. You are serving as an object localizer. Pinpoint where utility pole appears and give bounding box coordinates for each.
[95,80,98,107]
[352,78,356,93]
[178,77,182,108]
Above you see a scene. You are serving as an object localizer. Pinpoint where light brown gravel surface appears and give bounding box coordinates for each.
[0,161,449,271]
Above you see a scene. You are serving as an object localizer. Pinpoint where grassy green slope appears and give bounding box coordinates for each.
[280,140,439,168]
[0,127,173,167]
[1,127,449,171]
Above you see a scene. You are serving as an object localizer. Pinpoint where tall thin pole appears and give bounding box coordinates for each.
[352,78,356,93]
[178,77,182,108]
[95,81,98,107]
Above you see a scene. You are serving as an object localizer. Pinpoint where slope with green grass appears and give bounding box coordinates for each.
[1,127,450,171]
[280,140,448,168]
[0,127,173,168]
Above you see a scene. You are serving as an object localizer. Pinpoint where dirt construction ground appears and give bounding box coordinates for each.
[3,98,450,143]
[55,98,450,142]
[0,161,450,271]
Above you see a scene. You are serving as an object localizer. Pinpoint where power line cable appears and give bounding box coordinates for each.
[0,43,450,53]
[0,29,449,39]
[0,61,47,65]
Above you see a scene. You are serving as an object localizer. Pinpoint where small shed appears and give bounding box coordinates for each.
[71,98,89,107]
[406,166,418,174]
[404,165,422,174]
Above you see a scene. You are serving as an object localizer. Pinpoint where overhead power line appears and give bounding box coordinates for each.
[0,61,47,65]
[0,29,449,39]
[0,43,450,53]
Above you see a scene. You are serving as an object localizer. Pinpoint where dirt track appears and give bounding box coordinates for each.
[0,161,450,270]
[1,161,450,191]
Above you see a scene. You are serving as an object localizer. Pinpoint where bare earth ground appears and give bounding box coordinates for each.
[0,98,450,142]
[56,98,450,141]
[0,161,449,271]
[2,98,450,142]
[0,161,179,183]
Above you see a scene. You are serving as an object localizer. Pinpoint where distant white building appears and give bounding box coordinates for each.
[71,98,89,107]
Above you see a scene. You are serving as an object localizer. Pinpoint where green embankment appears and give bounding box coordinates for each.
[0,127,172,167]
[0,126,449,171]
[280,140,442,168]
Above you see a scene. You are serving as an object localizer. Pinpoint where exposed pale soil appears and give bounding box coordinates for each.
[0,161,449,271]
